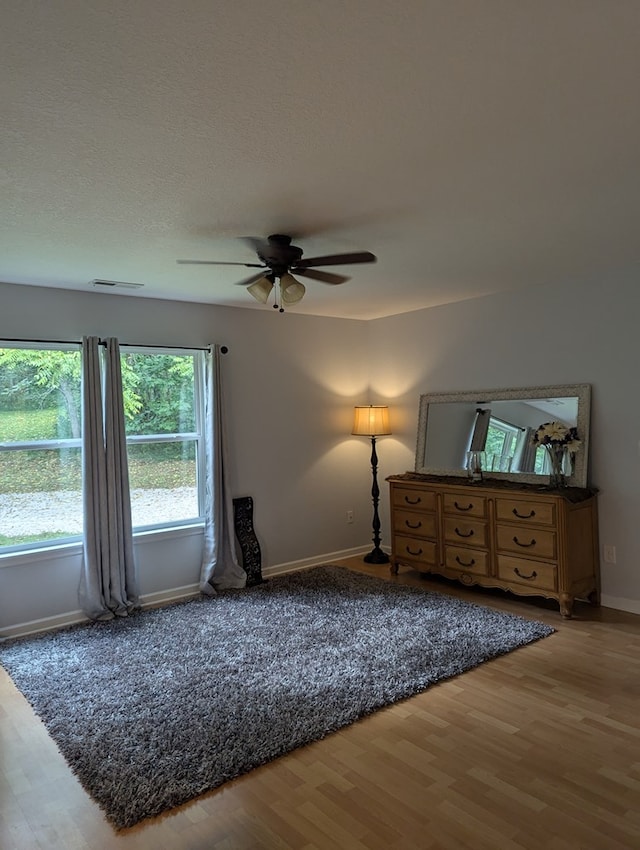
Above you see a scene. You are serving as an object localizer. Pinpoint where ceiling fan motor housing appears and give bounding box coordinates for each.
[258,235,304,274]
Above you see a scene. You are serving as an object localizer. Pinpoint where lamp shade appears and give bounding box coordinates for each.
[280,273,306,305]
[352,405,391,436]
[247,275,275,304]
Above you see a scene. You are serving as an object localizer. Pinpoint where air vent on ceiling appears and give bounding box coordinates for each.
[90,279,144,290]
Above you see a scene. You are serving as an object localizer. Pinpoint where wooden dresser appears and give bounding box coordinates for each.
[387,473,599,618]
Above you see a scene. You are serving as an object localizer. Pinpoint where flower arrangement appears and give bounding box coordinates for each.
[532,421,581,454]
[532,421,580,486]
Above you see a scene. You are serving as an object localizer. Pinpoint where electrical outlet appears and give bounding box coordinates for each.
[603,544,616,564]
[346,510,354,524]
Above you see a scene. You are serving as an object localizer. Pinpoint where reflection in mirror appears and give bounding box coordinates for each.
[415,385,591,488]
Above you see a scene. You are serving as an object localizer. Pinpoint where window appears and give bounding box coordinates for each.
[0,344,83,551]
[485,417,520,472]
[0,343,206,554]
[120,348,205,530]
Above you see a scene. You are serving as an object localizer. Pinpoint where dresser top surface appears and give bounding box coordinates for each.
[387,472,597,503]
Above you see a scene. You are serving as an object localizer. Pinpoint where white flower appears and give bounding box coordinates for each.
[544,422,568,441]
[532,421,581,453]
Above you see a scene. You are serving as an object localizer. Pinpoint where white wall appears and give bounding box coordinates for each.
[369,275,640,614]
[0,283,374,634]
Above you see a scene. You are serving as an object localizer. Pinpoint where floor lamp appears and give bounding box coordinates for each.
[352,405,391,564]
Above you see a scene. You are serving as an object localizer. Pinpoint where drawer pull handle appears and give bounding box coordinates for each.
[405,520,422,529]
[455,555,476,567]
[404,496,421,505]
[513,536,536,548]
[513,508,535,519]
[514,567,538,581]
[455,527,474,538]
[454,501,473,512]
[405,545,423,556]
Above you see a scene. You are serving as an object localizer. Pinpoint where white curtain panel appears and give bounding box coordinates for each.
[199,344,246,594]
[515,426,537,473]
[469,408,491,451]
[78,337,139,620]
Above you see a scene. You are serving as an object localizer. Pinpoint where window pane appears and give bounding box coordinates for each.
[1,347,82,549]
[122,353,196,436]
[0,348,82,441]
[0,447,82,547]
[127,441,199,527]
[535,446,547,474]
[484,426,507,458]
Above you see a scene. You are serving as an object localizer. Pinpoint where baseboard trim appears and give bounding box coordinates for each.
[0,584,202,640]
[600,594,640,616]
[262,546,373,578]
[0,610,89,640]
[140,584,200,609]
[3,555,635,640]
[0,548,382,640]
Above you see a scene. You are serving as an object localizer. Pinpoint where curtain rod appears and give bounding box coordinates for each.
[0,337,228,353]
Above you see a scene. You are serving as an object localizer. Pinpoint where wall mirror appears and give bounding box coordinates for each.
[415,384,591,488]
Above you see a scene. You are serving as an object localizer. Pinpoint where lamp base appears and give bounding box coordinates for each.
[363,547,390,565]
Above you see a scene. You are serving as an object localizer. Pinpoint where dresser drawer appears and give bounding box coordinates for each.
[443,516,488,548]
[387,475,599,619]
[495,497,556,527]
[496,525,557,560]
[443,492,487,519]
[445,545,489,576]
[392,486,436,512]
[393,509,437,539]
[497,555,557,592]
[393,535,437,566]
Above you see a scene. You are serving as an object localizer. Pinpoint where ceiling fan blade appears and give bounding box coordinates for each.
[234,271,273,287]
[293,251,377,268]
[293,268,350,285]
[177,260,266,267]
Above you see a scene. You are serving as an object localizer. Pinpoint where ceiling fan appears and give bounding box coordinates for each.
[177,234,377,311]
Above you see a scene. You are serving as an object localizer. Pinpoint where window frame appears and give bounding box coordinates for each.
[121,346,206,533]
[0,341,84,554]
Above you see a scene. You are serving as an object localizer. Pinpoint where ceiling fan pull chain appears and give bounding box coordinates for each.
[273,279,281,312]
[278,278,285,313]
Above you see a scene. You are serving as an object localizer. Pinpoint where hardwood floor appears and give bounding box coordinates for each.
[1,558,639,849]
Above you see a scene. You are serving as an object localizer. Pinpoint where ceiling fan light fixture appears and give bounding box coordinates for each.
[247,275,275,303]
[280,273,306,305]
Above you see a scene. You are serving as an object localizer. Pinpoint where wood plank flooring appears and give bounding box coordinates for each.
[1,558,639,849]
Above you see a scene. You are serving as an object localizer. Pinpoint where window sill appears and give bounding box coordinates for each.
[133,523,205,543]
[0,523,205,566]
[0,540,84,567]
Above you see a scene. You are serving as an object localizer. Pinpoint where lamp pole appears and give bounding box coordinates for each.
[364,433,389,564]
[352,405,391,565]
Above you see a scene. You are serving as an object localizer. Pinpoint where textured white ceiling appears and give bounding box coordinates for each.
[2,1,639,319]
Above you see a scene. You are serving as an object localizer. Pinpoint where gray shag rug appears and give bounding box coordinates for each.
[0,566,554,829]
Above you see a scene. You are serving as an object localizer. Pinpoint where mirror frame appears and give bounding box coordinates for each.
[415,384,591,488]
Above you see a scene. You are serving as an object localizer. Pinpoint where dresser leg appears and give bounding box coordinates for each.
[587,589,600,606]
[390,561,399,576]
[559,593,574,619]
